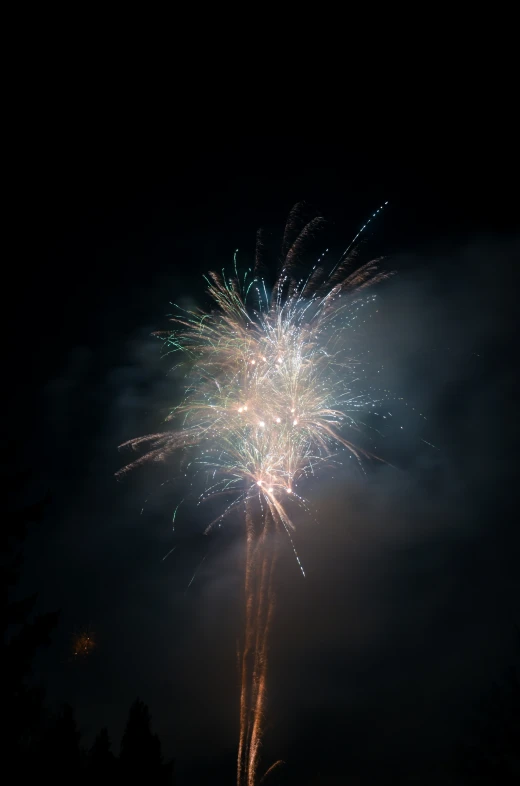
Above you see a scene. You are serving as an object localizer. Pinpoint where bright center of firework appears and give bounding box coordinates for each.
[161,263,379,518]
[119,211,390,538]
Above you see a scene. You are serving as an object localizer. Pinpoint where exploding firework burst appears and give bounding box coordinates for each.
[72,628,96,658]
[117,202,393,785]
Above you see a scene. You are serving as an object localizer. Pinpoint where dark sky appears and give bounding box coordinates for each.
[6,127,519,783]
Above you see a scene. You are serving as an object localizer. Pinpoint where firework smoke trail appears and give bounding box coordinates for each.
[237,499,281,786]
[117,202,392,785]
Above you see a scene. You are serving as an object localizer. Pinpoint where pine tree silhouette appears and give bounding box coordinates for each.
[42,703,82,783]
[2,471,176,784]
[88,727,117,784]
[119,699,175,784]
[2,475,59,777]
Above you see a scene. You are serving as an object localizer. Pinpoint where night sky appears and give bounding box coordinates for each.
[7,130,519,784]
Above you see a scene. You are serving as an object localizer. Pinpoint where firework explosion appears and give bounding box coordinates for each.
[117,202,393,785]
[72,629,96,658]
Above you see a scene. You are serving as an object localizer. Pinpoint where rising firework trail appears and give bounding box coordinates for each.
[117,202,393,785]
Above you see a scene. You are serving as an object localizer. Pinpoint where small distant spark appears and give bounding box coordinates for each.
[72,629,96,658]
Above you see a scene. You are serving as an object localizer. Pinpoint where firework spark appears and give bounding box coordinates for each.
[72,629,96,658]
[117,202,392,785]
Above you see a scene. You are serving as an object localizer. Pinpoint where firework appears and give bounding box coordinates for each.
[72,629,96,658]
[117,202,392,785]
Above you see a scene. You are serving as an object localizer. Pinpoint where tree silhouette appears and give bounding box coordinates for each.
[119,698,175,784]
[2,473,176,784]
[2,479,59,775]
[41,703,83,784]
[87,727,117,783]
